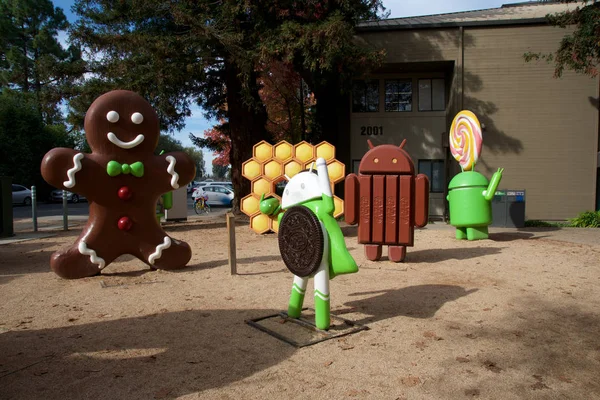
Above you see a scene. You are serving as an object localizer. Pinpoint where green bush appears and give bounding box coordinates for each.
[568,211,600,228]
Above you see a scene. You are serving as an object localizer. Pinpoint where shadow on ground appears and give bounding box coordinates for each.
[0,309,295,399]
[337,285,477,325]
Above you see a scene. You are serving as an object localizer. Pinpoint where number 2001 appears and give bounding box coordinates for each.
[360,126,384,136]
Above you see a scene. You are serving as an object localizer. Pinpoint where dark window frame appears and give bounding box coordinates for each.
[385,79,413,112]
[417,78,446,112]
[352,79,379,113]
[418,159,445,193]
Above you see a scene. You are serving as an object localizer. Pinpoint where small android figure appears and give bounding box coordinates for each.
[447,169,503,240]
[260,157,358,330]
[447,110,504,240]
[344,139,430,262]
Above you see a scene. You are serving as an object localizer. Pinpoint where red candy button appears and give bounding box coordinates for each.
[118,186,132,200]
[118,217,133,231]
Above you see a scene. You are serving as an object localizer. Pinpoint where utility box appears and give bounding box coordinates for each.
[491,189,526,228]
[0,176,14,237]
[165,187,188,222]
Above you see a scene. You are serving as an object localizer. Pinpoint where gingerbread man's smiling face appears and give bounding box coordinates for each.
[84,90,160,156]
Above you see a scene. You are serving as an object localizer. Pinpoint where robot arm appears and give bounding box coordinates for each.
[344,173,359,225]
[315,158,335,214]
[483,168,504,201]
[414,174,430,228]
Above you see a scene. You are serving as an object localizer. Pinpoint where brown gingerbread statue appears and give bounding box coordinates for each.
[345,139,429,263]
[41,90,196,279]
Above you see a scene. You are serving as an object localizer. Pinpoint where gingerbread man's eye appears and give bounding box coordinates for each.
[374,158,379,164]
[131,112,144,124]
[106,111,119,123]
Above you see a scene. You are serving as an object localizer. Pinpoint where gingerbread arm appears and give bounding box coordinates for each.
[344,173,360,225]
[41,148,99,196]
[153,151,196,193]
[414,173,430,228]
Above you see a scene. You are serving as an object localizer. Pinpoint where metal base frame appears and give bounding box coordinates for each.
[245,308,369,348]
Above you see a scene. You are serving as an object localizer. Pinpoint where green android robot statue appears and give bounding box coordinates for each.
[260,158,358,330]
[447,169,504,240]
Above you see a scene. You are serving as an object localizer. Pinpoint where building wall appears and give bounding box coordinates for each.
[463,25,599,220]
[353,24,599,221]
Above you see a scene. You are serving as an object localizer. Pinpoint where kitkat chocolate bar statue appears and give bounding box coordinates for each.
[345,139,429,262]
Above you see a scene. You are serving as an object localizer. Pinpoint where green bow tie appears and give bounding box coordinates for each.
[106,160,144,177]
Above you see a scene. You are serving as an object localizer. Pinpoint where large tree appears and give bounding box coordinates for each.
[0,90,75,198]
[0,0,86,124]
[71,0,271,212]
[524,0,599,77]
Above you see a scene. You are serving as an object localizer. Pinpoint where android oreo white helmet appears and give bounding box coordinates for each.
[281,164,323,209]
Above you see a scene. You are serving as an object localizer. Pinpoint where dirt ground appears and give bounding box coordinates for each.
[1,215,600,400]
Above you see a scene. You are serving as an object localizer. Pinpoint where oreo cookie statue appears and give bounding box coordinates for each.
[259,158,358,330]
[41,90,196,279]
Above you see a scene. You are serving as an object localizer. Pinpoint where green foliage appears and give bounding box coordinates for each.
[0,90,77,198]
[0,0,86,123]
[568,210,600,227]
[524,1,600,77]
[212,163,230,180]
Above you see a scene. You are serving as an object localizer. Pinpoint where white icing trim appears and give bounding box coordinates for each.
[165,156,180,189]
[148,236,171,265]
[107,132,145,149]
[64,153,84,188]
[78,241,106,270]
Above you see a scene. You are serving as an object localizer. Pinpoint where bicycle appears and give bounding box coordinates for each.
[194,195,210,215]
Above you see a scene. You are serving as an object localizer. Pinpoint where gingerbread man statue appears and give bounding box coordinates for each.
[41,90,196,279]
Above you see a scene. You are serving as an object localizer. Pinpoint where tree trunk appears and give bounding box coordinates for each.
[224,60,269,215]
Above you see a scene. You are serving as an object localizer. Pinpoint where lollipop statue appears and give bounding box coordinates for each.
[447,111,504,240]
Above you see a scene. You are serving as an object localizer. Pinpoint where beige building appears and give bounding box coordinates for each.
[345,1,599,221]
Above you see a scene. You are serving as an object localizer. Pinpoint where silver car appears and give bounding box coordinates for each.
[50,189,86,203]
[12,184,32,205]
[193,184,234,206]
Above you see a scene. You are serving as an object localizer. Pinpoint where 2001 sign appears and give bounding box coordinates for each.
[360,126,384,136]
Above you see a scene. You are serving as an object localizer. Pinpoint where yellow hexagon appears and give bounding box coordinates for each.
[253,140,273,163]
[294,141,315,164]
[263,160,284,181]
[242,159,262,181]
[326,160,345,183]
[273,141,293,162]
[315,141,336,162]
[270,215,280,233]
[241,194,260,217]
[284,160,303,179]
[333,195,344,218]
[250,214,271,234]
[251,177,272,197]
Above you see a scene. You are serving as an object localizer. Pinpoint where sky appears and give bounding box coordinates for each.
[51,0,527,171]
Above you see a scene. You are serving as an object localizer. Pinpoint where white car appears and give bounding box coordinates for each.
[193,185,234,206]
[12,184,32,205]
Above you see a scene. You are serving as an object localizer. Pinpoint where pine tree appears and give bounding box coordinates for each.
[0,0,86,124]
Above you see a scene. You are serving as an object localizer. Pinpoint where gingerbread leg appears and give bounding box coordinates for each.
[140,234,192,270]
[364,244,382,261]
[388,245,407,263]
[50,240,116,279]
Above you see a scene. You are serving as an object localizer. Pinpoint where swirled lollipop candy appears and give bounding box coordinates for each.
[449,110,483,171]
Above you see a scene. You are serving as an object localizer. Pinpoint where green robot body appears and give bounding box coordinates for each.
[447,169,503,240]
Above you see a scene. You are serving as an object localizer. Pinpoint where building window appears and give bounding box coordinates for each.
[418,159,445,193]
[418,78,445,111]
[352,80,379,112]
[385,79,412,112]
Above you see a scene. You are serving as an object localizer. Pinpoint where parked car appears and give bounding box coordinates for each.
[192,184,234,206]
[12,184,32,205]
[50,189,86,203]
[187,181,202,194]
